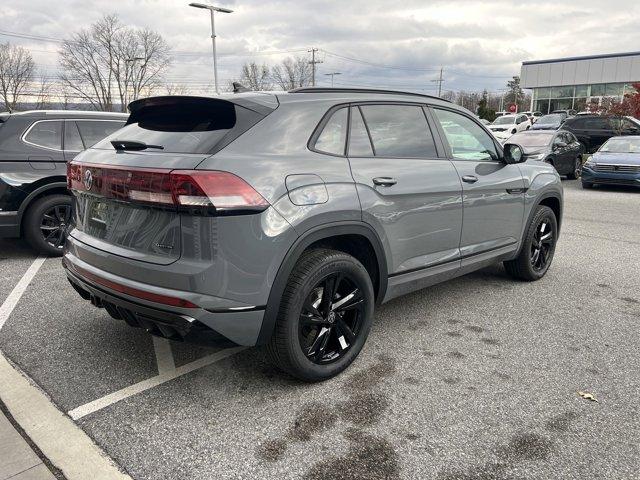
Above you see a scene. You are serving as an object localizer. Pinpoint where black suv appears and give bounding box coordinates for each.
[0,110,127,255]
[562,115,640,153]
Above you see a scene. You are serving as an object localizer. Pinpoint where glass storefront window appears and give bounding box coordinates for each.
[549,99,573,112]
[573,98,587,112]
[606,83,623,96]
[536,87,551,99]
[591,84,606,96]
[575,85,589,97]
[534,99,550,115]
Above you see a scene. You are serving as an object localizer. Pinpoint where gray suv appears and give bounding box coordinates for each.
[63,89,563,381]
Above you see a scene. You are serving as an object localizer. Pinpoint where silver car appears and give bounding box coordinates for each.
[63,88,563,381]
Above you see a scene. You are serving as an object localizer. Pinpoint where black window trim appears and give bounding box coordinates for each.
[308,100,446,160]
[428,105,504,163]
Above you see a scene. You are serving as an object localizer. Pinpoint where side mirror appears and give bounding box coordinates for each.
[503,143,525,164]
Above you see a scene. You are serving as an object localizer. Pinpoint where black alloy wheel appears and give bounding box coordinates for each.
[530,218,554,273]
[40,204,71,250]
[299,272,364,364]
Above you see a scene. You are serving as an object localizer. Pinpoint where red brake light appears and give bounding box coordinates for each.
[67,162,268,213]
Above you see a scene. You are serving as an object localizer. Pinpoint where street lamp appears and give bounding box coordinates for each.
[324,72,341,87]
[189,2,233,95]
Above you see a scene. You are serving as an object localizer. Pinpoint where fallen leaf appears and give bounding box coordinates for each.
[578,391,598,402]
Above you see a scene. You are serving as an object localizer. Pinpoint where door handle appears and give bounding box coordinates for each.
[372,177,397,187]
[461,175,478,183]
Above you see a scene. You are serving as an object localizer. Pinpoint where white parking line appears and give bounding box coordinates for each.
[68,346,247,420]
[152,336,175,374]
[0,256,46,332]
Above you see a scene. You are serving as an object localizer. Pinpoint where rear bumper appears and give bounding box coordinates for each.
[0,211,20,238]
[581,167,640,187]
[63,252,266,346]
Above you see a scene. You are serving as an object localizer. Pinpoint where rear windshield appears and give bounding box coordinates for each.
[492,116,516,125]
[93,99,266,154]
[537,114,563,125]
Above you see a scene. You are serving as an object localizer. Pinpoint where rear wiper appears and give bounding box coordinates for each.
[111,140,164,151]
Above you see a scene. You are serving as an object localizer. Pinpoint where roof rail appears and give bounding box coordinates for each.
[289,87,451,103]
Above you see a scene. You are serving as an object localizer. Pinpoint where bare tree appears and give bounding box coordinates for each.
[33,75,53,109]
[271,56,312,91]
[59,14,171,112]
[164,83,191,96]
[239,62,271,91]
[0,42,35,111]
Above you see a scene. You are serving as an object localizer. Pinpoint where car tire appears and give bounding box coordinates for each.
[581,181,593,189]
[23,194,72,257]
[566,157,582,180]
[266,248,375,382]
[504,205,558,282]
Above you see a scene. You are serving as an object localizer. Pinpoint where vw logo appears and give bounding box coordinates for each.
[83,169,93,190]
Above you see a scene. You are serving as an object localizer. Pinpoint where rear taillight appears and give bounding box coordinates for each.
[67,162,269,214]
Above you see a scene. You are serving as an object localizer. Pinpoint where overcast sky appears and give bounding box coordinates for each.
[2,0,639,95]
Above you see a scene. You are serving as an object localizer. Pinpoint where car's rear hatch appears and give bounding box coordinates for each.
[68,95,277,265]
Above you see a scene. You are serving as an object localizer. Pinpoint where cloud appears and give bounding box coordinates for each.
[1,0,639,94]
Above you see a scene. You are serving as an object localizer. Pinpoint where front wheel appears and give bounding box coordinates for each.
[567,157,582,180]
[266,249,375,382]
[23,194,72,257]
[504,205,558,281]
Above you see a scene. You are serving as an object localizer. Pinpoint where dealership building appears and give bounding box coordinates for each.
[520,51,640,114]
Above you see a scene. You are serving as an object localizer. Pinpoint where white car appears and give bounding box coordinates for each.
[487,114,531,142]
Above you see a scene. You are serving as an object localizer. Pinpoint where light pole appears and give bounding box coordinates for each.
[125,57,145,102]
[189,2,233,95]
[324,72,341,87]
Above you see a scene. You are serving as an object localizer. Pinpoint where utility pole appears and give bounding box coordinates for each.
[189,3,233,95]
[308,48,322,87]
[324,72,341,87]
[430,67,444,97]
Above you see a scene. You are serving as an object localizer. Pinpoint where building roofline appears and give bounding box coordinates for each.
[523,51,640,66]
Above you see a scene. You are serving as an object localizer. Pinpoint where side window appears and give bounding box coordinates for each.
[584,118,608,130]
[433,108,498,161]
[359,104,437,157]
[23,121,63,150]
[348,107,374,156]
[76,121,125,149]
[313,108,348,155]
[64,121,85,151]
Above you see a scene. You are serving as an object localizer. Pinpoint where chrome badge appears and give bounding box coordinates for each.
[83,169,93,190]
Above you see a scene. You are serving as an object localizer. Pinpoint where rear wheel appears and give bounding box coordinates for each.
[581,181,594,189]
[24,195,72,257]
[504,205,558,281]
[266,249,375,382]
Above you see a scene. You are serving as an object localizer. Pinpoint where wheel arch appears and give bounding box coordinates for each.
[256,221,388,345]
[17,181,69,234]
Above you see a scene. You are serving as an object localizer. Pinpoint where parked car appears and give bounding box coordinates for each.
[63,89,562,381]
[487,113,531,142]
[0,110,127,255]
[508,130,584,179]
[581,136,640,189]
[562,115,640,153]
[521,111,543,123]
[551,109,577,117]
[531,113,567,130]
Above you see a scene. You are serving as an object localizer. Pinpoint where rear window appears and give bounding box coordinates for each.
[94,99,266,154]
[23,120,63,150]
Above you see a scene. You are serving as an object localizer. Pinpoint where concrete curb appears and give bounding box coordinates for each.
[0,352,131,480]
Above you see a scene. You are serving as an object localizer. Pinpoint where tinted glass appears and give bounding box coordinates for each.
[348,107,374,156]
[433,109,498,161]
[77,121,124,148]
[24,121,63,149]
[64,121,84,151]
[584,118,609,130]
[314,107,348,155]
[95,101,262,154]
[359,105,437,157]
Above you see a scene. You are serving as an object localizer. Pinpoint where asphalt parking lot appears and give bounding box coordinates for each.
[1,179,639,480]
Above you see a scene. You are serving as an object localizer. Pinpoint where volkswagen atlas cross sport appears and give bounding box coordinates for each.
[63,89,563,382]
